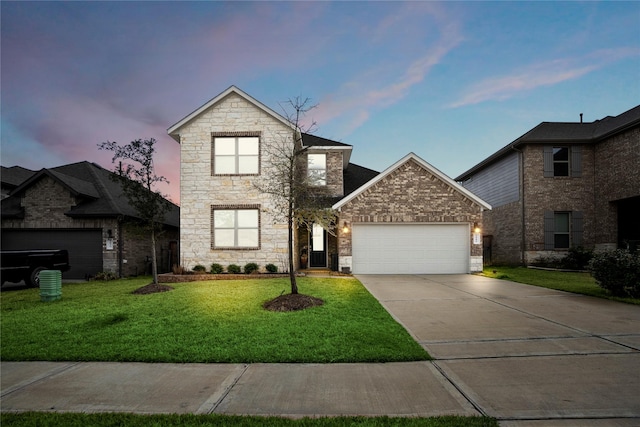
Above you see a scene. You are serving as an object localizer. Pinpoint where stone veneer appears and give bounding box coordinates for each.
[336,158,485,272]
[177,92,294,271]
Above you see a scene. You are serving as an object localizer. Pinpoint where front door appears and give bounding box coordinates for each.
[309,224,327,268]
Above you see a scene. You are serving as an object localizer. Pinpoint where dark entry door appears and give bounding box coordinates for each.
[309,224,327,268]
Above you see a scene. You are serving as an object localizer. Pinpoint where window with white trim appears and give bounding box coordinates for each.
[212,208,259,248]
[213,137,259,175]
[307,153,326,186]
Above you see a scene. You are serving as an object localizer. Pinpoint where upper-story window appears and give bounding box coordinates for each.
[543,146,582,178]
[213,136,259,175]
[552,147,569,176]
[307,153,326,186]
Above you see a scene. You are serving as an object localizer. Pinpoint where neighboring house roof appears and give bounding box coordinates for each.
[455,104,640,181]
[334,153,491,211]
[1,161,179,227]
[1,166,37,189]
[167,85,293,142]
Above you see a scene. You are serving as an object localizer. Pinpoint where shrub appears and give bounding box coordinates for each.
[192,265,206,273]
[589,249,640,298]
[560,246,593,270]
[265,263,278,273]
[172,264,186,275]
[91,271,118,281]
[244,262,259,274]
[210,263,224,274]
[227,264,241,274]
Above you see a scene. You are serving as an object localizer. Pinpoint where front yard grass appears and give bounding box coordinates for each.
[0,276,429,363]
[483,266,640,305]
[0,413,498,427]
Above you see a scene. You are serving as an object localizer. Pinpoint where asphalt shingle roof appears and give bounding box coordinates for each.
[1,161,179,227]
[455,104,640,181]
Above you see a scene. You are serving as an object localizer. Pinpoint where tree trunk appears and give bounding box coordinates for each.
[150,224,159,285]
[288,204,298,294]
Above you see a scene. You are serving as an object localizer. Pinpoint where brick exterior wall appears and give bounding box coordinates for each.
[336,158,485,272]
[522,144,596,262]
[177,92,294,271]
[482,200,522,265]
[594,127,640,249]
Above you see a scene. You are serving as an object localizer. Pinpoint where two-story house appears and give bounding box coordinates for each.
[169,86,491,275]
[456,105,640,265]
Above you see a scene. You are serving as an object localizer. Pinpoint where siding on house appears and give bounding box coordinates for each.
[460,151,519,208]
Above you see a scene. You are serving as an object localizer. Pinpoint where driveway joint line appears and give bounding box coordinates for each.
[430,361,488,417]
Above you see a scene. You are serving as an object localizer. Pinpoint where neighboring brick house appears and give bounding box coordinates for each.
[169,86,490,274]
[455,105,640,265]
[1,161,180,280]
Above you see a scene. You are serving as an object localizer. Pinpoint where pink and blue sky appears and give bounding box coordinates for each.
[2,1,639,204]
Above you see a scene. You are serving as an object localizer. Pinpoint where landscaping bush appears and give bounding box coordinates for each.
[90,271,118,281]
[589,249,640,298]
[265,263,278,273]
[560,246,593,270]
[227,264,241,274]
[244,262,259,274]
[192,264,206,273]
[210,263,224,274]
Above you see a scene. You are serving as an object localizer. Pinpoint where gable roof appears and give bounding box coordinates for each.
[1,161,179,227]
[343,163,379,197]
[1,166,36,189]
[167,85,293,142]
[455,104,640,181]
[333,152,491,211]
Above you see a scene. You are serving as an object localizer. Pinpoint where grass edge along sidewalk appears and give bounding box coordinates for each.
[1,276,429,363]
[483,266,640,305]
[0,413,498,427]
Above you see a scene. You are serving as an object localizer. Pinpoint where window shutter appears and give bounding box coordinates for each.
[544,211,555,250]
[572,211,584,247]
[571,146,582,177]
[543,147,554,177]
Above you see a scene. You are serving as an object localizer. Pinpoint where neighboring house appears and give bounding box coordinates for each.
[1,161,180,280]
[456,105,640,265]
[168,86,490,274]
[1,166,36,199]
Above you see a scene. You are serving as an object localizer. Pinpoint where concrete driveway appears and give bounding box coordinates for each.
[358,274,640,426]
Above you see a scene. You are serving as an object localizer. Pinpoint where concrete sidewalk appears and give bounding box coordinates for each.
[2,274,640,426]
[1,360,477,418]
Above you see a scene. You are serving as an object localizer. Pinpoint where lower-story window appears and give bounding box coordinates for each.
[212,207,259,249]
[544,210,583,250]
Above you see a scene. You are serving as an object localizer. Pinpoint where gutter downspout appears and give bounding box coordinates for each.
[511,144,526,265]
[118,217,124,278]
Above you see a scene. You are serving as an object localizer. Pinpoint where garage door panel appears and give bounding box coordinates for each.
[1,230,102,280]
[352,224,468,274]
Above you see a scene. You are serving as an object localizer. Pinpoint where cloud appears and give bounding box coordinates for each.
[448,47,640,108]
[312,3,464,135]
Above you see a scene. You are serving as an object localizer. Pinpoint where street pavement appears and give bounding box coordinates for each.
[1,274,639,426]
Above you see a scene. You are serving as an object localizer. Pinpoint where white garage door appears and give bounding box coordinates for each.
[352,224,469,274]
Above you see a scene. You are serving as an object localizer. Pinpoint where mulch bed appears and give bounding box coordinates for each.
[132,283,174,295]
[263,293,324,312]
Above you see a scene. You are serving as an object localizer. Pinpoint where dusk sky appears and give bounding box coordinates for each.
[2,1,639,204]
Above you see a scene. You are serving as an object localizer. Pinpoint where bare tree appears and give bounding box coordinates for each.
[98,138,172,285]
[256,97,336,294]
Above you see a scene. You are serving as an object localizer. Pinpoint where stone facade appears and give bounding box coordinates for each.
[177,92,294,271]
[335,158,485,272]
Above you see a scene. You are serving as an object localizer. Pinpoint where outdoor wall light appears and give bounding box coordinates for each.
[342,222,350,233]
[473,223,481,233]
[107,229,113,238]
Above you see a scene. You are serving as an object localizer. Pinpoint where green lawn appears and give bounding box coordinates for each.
[0,413,498,427]
[0,276,429,363]
[483,266,640,305]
